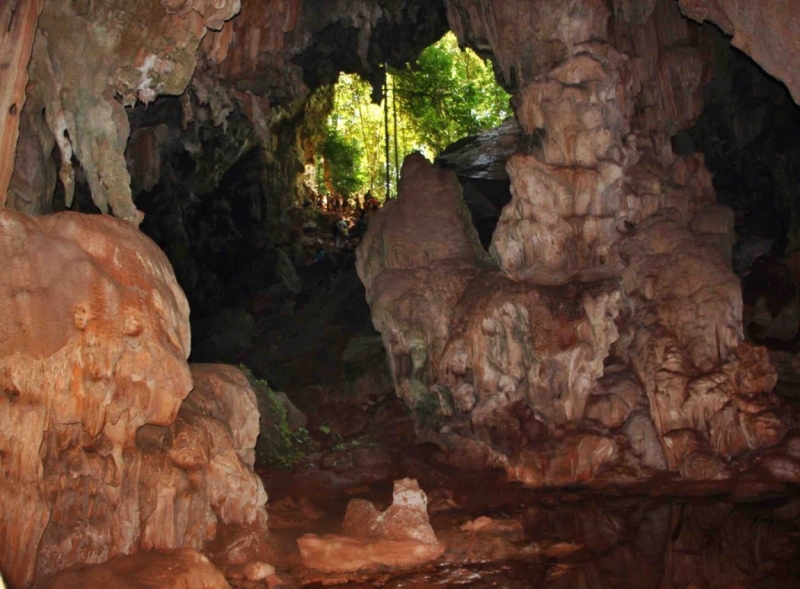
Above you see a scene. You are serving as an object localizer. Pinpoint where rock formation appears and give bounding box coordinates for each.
[20,0,241,224]
[677,0,800,105]
[357,0,798,487]
[1,0,800,583]
[33,548,231,589]
[0,210,266,588]
[297,478,445,573]
[0,0,44,208]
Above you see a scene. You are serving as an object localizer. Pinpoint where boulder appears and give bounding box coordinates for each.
[32,548,230,589]
[0,211,266,587]
[297,479,444,573]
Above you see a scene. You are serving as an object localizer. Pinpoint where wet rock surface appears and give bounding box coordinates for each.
[357,152,797,489]
[297,478,444,575]
[33,548,231,589]
[253,398,800,589]
[0,210,266,588]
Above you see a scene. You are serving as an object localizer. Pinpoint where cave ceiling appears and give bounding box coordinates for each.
[2,0,800,224]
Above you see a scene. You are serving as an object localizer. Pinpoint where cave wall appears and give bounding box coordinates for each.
[20,0,241,224]
[0,0,799,580]
[678,0,800,105]
[125,83,334,321]
[2,0,450,229]
[3,0,796,233]
[682,28,800,246]
[0,0,44,209]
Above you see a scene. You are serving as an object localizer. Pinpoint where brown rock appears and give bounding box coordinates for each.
[33,548,230,589]
[586,371,642,430]
[23,0,239,222]
[509,434,620,487]
[438,516,533,564]
[298,479,444,573]
[296,535,445,574]
[186,364,261,467]
[0,0,44,207]
[7,105,56,215]
[679,0,800,104]
[0,210,266,587]
[347,0,800,491]
[342,479,438,546]
[243,561,275,582]
[356,152,490,301]
[460,517,526,539]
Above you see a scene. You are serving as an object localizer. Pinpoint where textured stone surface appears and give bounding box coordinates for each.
[33,548,230,589]
[7,107,57,215]
[436,118,524,181]
[297,479,444,573]
[185,364,261,467]
[20,0,240,223]
[0,210,266,588]
[357,0,797,489]
[678,0,800,105]
[0,0,44,207]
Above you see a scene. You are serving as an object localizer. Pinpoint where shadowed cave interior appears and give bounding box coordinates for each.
[2,1,800,588]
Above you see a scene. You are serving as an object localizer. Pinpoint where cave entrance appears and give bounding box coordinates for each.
[311,31,512,248]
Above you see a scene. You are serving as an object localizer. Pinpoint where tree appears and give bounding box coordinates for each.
[390,32,510,156]
[316,32,510,201]
[320,126,365,199]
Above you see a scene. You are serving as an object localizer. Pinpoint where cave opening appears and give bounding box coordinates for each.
[4,1,800,587]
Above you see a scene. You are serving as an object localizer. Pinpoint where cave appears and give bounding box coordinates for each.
[3,1,800,588]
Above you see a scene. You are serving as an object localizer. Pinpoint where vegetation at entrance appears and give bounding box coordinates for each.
[314,32,510,202]
[320,126,365,200]
[392,32,510,155]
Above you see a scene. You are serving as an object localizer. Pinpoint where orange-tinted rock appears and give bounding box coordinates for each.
[296,535,445,574]
[586,371,642,430]
[509,434,620,487]
[0,210,266,587]
[436,516,533,565]
[446,0,611,88]
[342,479,438,546]
[0,0,44,208]
[679,0,800,105]
[356,152,489,299]
[33,548,230,589]
[297,479,444,573]
[186,364,261,468]
[7,107,57,215]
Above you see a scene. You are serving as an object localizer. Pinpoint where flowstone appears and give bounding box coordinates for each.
[357,0,798,489]
[0,210,266,587]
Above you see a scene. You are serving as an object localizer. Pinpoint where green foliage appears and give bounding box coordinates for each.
[239,365,313,471]
[319,32,509,200]
[321,126,365,198]
[391,32,511,155]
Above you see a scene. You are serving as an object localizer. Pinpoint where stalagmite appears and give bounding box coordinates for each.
[357,0,800,487]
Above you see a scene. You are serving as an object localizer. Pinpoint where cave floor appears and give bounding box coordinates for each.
[244,395,800,589]
[219,242,800,589]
